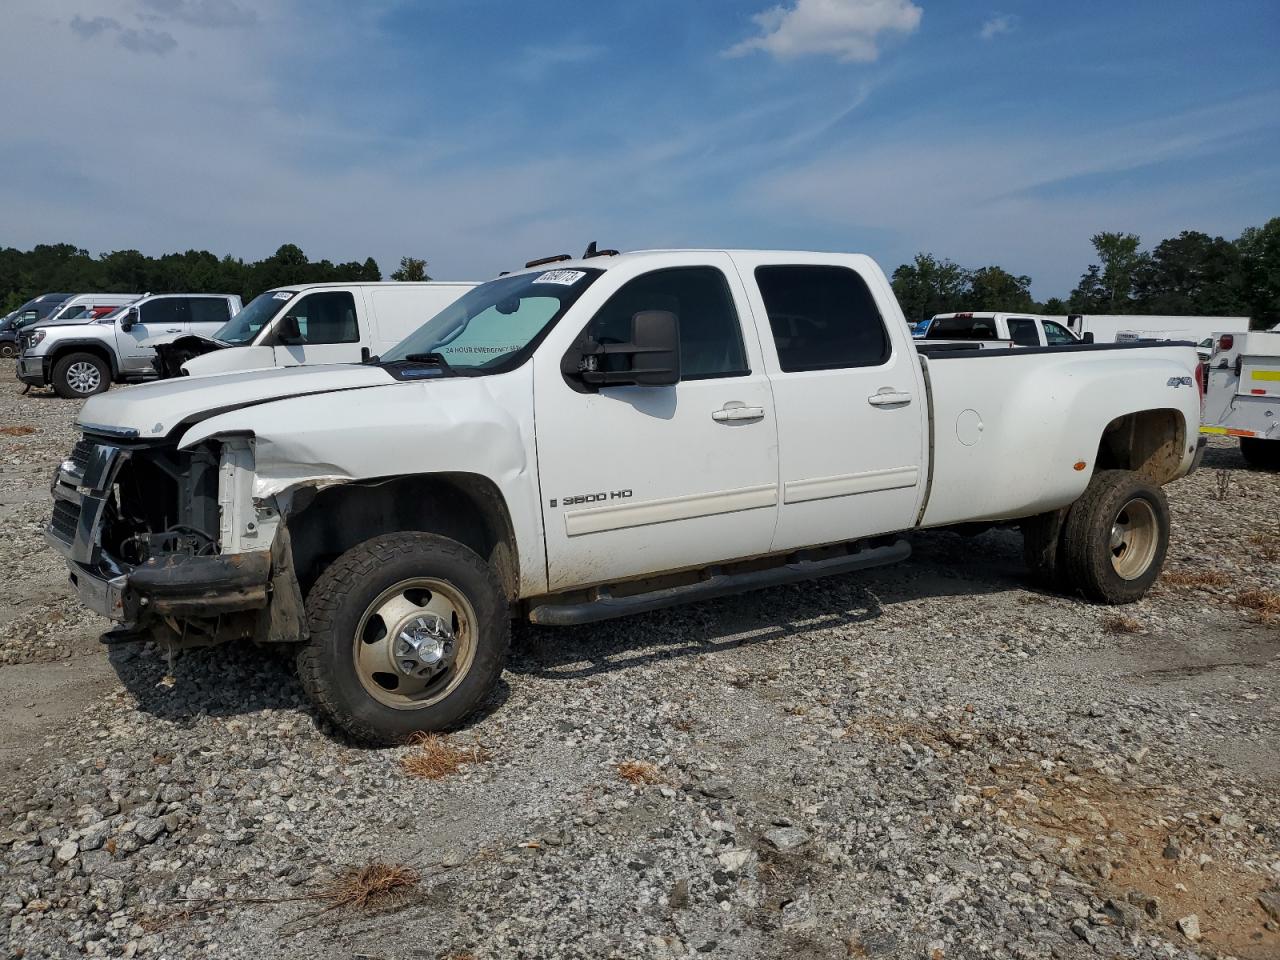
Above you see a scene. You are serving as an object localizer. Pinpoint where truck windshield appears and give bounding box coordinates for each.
[382,268,603,372]
[213,290,293,344]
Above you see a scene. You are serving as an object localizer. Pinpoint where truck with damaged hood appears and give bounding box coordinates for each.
[47,248,1206,744]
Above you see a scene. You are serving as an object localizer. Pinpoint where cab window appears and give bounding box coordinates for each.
[279,291,359,345]
[583,267,748,380]
[1007,318,1040,347]
[1043,321,1076,345]
[756,265,889,371]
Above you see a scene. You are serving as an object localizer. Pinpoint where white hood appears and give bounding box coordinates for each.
[77,364,400,440]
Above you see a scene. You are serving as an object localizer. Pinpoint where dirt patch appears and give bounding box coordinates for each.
[0,425,38,437]
[989,765,1279,960]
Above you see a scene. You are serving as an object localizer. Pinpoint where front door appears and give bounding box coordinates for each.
[535,259,779,592]
[736,256,927,552]
[270,289,363,367]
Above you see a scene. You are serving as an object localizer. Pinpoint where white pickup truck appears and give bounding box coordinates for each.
[46,249,1204,743]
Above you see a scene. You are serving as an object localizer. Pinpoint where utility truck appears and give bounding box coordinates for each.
[1201,330,1280,469]
[149,282,476,379]
[46,248,1204,743]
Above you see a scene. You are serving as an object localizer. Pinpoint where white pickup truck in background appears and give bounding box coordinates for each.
[925,312,1082,346]
[924,311,1252,352]
[150,281,477,378]
[46,249,1203,743]
[1201,330,1280,469]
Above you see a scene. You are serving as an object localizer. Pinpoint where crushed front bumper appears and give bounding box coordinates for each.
[46,440,271,623]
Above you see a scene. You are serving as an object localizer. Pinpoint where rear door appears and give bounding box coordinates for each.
[535,257,780,591]
[1006,317,1042,347]
[269,289,364,366]
[187,297,233,337]
[736,255,927,552]
[117,297,188,374]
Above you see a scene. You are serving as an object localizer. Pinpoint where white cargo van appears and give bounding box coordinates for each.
[151,281,476,378]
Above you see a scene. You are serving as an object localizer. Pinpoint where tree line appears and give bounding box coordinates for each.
[4,218,1278,328]
[892,216,1279,329]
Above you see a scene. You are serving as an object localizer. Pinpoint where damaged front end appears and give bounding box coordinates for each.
[46,429,305,648]
[150,335,228,379]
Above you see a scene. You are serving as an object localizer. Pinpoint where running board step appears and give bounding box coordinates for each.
[527,538,910,626]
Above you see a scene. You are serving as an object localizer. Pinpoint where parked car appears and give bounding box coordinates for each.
[17,293,241,398]
[7,292,76,331]
[46,248,1203,743]
[0,313,19,359]
[1201,330,1280,469]
[924,312,1083,346]
[35,293,142,327]
[150,281,477,378]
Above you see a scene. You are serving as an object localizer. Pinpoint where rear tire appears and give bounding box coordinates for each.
[1060,470,1169,605]
[51,352,110,399]
[1240,437,1280,470]
[297,532,510,746]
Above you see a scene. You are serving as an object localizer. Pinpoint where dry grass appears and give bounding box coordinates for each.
[1161,569,1232,589]
[1236,589,1280,624]
[0,425,36,437]
[1246,533,1280,562]
[616,759,665,785]
[314,862,420,912]
[400,734,488,780]
[1102,613,1143,635]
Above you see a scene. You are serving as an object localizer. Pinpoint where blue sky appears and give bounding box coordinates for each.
[1,0,1277,296]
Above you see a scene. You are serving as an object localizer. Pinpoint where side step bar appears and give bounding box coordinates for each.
[527,538,910,626]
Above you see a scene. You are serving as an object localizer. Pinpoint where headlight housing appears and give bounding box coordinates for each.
[28,329,47,349]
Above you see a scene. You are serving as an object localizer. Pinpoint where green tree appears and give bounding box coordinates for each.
[1133,231,1246,316]
[963,266,1034,312]
[1042,297,1068,315]
[1067,264,1109,314]
[1237,217,1280,329]
[1090,232,1145,312]
[391,256,430,282]
[891,253,970,323]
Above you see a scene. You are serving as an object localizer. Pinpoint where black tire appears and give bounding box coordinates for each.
[297,532,509,746]
[1060,470,1169,605]
[51,351,110,399]
[0,342,15,360]
[1020,508,1068,587]
[1240,437,1280,470]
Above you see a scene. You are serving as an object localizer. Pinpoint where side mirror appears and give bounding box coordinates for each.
[120,308,138,332]
[579,310,681,388]
[277,314,302,345]
[1081,331,1095,344]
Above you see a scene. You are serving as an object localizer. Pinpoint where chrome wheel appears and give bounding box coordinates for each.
[353,578,476,710]
[0,345,14,359]
[66,361,102,394]
[1109,497,1159,580]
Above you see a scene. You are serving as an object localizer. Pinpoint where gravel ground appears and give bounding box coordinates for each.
[1,371,1278,960]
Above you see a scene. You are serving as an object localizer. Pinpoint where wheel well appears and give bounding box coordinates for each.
[1095,409,1186,484]
[286,473,520,602]
[50,343,117,378]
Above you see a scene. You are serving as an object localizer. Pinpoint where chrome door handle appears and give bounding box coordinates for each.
[712,404,765,423]
[867,390,912,406]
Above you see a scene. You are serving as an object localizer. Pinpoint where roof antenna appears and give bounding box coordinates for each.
[583,241,597,258]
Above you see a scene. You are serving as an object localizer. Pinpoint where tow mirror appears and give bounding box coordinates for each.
[277,314,302,345]
[120,308,139,332]
[1081,331,1095,344]
[578,310,681,388]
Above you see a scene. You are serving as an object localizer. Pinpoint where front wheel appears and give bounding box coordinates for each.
[297,532,510,745]
[52,351,110,399]
[1240,437,1280,470]
[0,342,15,360]
[1060,470,1169,605]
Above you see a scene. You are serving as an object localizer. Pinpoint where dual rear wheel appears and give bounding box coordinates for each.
[1022,469,1170,604]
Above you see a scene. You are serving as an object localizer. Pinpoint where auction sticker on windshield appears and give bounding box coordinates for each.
[533,270,586,286]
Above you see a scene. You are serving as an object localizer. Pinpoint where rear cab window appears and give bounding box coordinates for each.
[925,315,999,341]
[755,265,889,371]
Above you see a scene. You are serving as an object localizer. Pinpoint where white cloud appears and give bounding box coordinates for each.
[979,15,1015,41]
[726,0,922,62]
